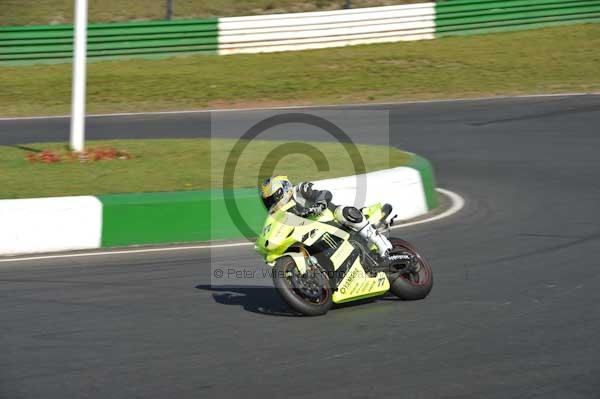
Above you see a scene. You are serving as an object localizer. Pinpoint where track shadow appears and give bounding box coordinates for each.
[195,284,300,317]
[196,284,394,316]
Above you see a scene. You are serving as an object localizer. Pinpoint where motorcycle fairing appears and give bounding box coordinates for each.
[332,257,390,304]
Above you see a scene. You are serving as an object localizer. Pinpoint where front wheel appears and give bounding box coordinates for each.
[387,238,433,300]
[272,256,333,316]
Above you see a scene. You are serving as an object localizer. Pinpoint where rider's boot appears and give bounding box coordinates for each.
[357,222,393,258]
[334,205,393,258]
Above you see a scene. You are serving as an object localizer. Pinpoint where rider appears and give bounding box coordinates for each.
[259,176,393,258]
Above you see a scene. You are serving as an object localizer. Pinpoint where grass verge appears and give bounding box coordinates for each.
[1,24,599,117]
[0,139,409,199]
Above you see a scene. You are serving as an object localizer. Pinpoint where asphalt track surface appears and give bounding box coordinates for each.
[2,94,600,398]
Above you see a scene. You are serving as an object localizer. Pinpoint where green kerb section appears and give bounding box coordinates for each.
[97,158,438,248]
[0,18,219,65]
[407,154,438,211]
[435,0,600,37]
[98,189,267,248]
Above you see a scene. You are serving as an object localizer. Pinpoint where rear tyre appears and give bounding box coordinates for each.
[388,238,433,300]
[272,256,332,316]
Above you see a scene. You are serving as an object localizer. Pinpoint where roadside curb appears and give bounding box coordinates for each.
[0,153,437,256]
[0,188,462,264]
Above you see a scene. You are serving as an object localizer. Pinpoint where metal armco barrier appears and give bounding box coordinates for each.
[0,18,218,64]
[435,0,600,36]
[217,3,436,55]
[1,1,599,65]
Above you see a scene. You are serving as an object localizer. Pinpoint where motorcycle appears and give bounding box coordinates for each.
[255,202,433,316]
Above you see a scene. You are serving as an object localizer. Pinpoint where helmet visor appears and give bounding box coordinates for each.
[262,187,284,210]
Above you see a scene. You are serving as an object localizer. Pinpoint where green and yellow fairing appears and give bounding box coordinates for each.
[255,200,349,265]
[255,201,391,304]
[255,201,388,263]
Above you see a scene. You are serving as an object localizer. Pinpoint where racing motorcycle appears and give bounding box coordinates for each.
[255,202,433,316]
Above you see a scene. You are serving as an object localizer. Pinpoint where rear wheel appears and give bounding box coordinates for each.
[387,238,433,300]
[272,256,332,316]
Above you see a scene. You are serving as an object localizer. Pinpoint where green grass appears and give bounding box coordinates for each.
[0,139,409,199]
[1,24,599,117]
[0,0,422,26]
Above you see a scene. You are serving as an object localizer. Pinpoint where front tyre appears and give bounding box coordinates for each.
[388,238,433,300]
[272,256,332,316]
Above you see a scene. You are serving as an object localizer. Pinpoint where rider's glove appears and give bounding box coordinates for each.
[298,201,327,217]
[314,200,327,212]
[298,182,314,197]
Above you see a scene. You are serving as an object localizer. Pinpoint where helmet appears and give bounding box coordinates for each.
[260,176,293,212]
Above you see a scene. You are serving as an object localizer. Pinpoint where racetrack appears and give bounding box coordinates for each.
[2,94,600,398]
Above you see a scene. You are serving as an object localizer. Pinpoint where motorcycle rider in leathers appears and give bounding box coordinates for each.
[259,176,394,258]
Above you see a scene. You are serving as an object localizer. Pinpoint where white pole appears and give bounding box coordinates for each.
[70,0,88,152]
